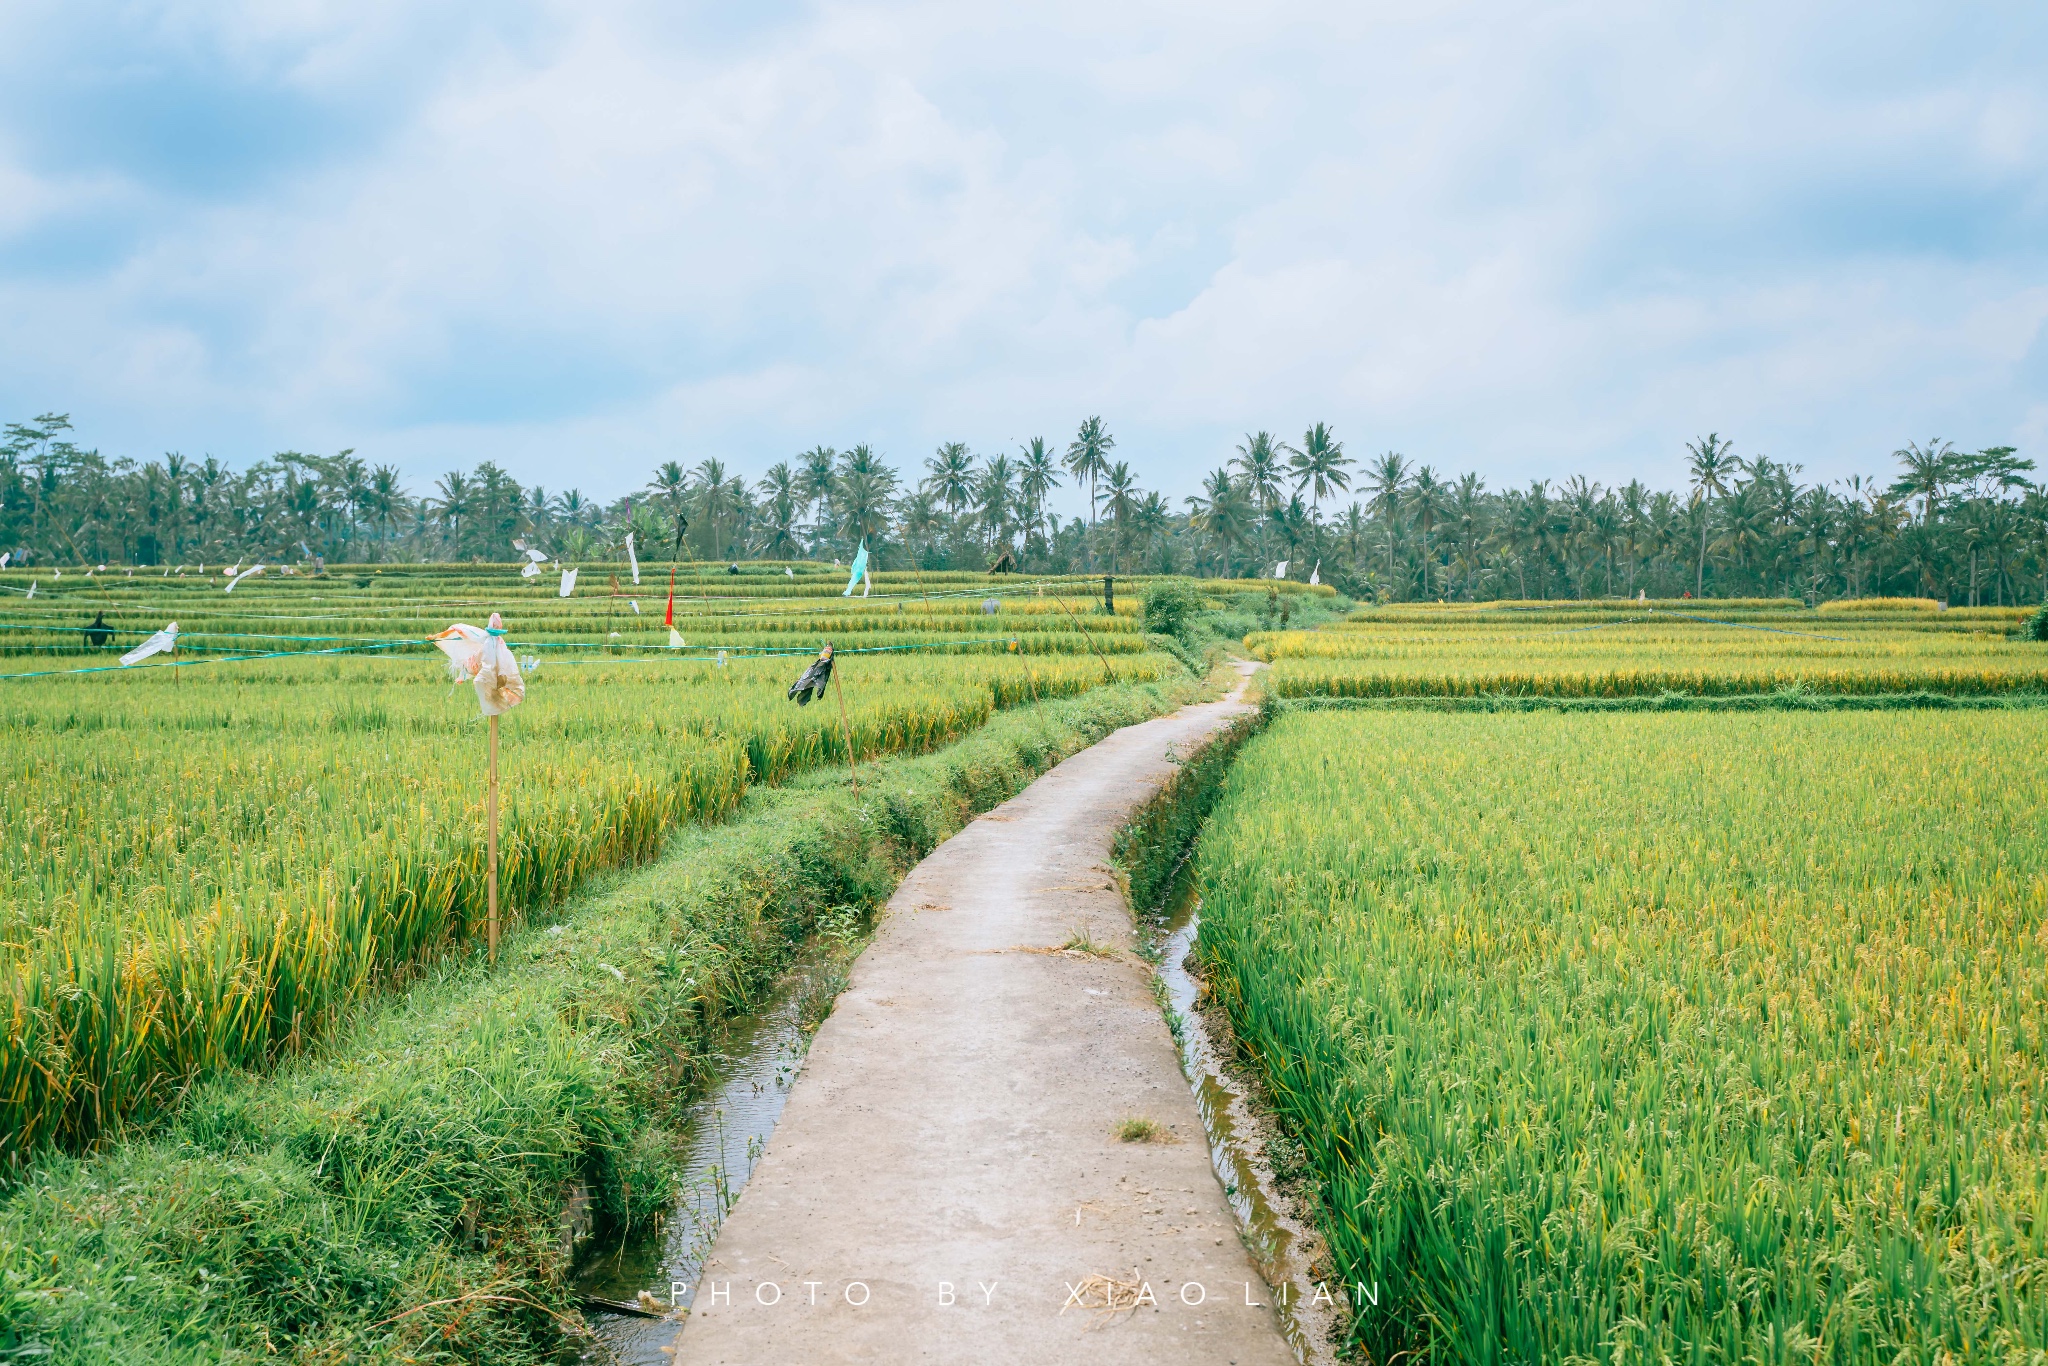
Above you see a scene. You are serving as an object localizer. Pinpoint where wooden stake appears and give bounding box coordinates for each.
[830,661,862,800]
[487,713,500,962]
[1047,582,1117,684]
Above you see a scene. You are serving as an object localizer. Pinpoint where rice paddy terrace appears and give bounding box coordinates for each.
[7,578,2043,1364]
[1249,598,2047,699]
[0,562,1280,1162]
[1194,597,2048,1363]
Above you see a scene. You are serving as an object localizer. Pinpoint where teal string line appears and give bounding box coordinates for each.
[0,634,1090,681]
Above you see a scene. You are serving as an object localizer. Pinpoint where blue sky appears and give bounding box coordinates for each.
[1,0,2044,514]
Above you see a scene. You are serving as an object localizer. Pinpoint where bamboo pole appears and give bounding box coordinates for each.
[1046,580,1116,684]
[830,659,862,800]
[487,713,500,962]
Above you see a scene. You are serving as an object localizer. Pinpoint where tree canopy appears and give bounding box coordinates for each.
[2,413,2040,606]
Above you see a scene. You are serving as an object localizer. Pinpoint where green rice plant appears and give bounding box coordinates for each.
[0,591,1174,1161]
[1195,708,2048,1363]
[1250,618,2048,699]
[1816,596,1943,613]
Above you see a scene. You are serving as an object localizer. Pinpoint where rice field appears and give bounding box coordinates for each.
[1194,707,2048,1363]
[1251,602,2048,699]
[0,563,1188,1160]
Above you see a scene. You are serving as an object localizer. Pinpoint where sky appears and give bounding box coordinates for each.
[1,0,2044,517]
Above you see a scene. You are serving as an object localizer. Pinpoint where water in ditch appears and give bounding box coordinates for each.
[573,956,821,1364]
[576,859,1338,1363]
[1152,856,1345,1365]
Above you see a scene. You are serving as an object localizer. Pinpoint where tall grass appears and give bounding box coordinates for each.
[1195,709,2048,1363]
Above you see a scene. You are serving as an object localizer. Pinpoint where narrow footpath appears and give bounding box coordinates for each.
[671,666,1294,1364]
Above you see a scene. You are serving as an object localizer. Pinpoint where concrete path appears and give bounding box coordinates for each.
[671,668,1294,1364]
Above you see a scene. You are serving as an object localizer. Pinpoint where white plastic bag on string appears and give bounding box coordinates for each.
[429,612,527,716]
[121,622,178,668]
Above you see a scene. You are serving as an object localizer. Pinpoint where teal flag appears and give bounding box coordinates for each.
[842,540,869,597]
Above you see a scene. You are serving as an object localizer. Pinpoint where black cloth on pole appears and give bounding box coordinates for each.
[787,651,833,705]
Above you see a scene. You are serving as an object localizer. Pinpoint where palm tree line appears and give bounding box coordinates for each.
[4,412,2042,604]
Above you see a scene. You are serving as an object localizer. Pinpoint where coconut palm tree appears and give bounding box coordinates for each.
[1063,416,1115,526]
[431,471,473,557]
[1887,439,1957,526]
[1231,432,1285,566]
[900,489,943,564]
[1185,468,1252,576]
[689,459,748,559]
[1017,437,1062,554]
[1686,433,1737,597]
[831,445,899,550]
[923,442,976,515]
[1365,452,1411,592]
[1407,465,1450,600]
[797,446,838,525]
[1287,422,1353,517]
[1100,460,1140,571]
[975,453,1017,556]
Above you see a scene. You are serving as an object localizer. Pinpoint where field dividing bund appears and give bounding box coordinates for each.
[1193,707,2048,1362]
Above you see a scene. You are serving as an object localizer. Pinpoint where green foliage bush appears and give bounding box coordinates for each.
[1142,580,1206,640]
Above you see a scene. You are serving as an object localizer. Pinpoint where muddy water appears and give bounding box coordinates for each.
[1153,859,1343,1366]
[575,962,818,1363]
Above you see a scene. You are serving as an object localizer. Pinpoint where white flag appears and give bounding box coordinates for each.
[0,552,9,568]
[121,622,179,667]
[559,568,578,597]
[521,561,541,578]
[225,564,265,593]
[1309,562,1320,586]
[25,581,35,599]
[524,548,548,563]
[625,533,640,585]
[1275,561,1288,579]
[784,567,793,578]
[630,599,640,613]
[669,628,684,649]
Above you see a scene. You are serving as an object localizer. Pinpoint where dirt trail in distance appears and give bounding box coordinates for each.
[672,663,1297,1364]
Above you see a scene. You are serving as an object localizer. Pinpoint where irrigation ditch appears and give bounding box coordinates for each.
[1114,705,1352,1365]
[574,668,1355,1364]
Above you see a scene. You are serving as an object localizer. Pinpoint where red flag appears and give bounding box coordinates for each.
[664,566,675,626]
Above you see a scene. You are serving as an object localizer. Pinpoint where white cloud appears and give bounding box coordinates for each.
[0,0,2042,507]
